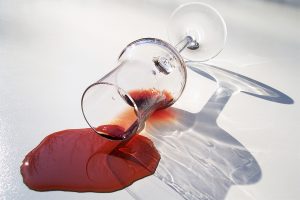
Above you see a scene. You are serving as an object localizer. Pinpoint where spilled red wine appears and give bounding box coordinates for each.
[129,89,173,113]
[97,89,174,140]
[21,89,174,192]
[21,128,160,192]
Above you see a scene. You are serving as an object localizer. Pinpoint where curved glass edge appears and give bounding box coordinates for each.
[117,37,188,106]
[81,81,141,140]
[168,2,227,62]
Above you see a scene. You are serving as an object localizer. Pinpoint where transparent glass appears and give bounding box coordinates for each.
[82,2,227,140]
[168,2,227,61]
[81,38,187,140]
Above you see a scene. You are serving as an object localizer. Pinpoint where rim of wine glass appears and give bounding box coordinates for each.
[117,37,187,106]
[81,81,141,140]
[168,2,227,62]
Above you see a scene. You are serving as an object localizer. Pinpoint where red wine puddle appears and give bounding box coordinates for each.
[21,89,176,192]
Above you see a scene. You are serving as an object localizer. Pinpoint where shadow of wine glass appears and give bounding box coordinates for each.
[143,62,293,200]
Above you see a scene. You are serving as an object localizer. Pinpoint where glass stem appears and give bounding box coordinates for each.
[175,36,193,53]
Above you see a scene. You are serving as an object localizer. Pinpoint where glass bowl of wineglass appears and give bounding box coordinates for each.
[81,2,227,140]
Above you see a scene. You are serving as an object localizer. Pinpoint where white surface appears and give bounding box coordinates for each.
[0,0,299,199]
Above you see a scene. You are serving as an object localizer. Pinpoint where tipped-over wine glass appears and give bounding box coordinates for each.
[81,2,227,140]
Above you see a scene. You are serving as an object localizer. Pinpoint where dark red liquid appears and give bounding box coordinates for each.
[129,89,173,113]
[21,89,174,192]
[21,128,160,192]
[96,89,174,140]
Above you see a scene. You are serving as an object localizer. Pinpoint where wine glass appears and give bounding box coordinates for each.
[81,2,227,140]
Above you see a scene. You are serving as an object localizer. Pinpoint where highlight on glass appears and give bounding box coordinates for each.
[81,2,227,140]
